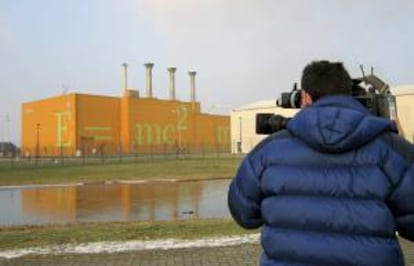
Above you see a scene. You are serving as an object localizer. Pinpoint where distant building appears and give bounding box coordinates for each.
[0,142,20,157]
[21,64,230,157]
[391,85,414,143]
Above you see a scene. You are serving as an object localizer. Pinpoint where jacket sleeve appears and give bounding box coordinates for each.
[228,155,264,229]
[385,135,414,241]
[388,163,414,241]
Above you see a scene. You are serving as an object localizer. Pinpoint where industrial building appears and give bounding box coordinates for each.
[22,63,230,157]
[0,142,19,157]
[231,86,414,154]
[391,85,414,142]
[230,101,297,153]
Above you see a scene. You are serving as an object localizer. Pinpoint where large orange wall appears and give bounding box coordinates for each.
[194,114,230,151]
[22,94,76,156]
[123,96,230,153]
[22,93,230,156]
[76,94,120,154]
[125,97,200,149]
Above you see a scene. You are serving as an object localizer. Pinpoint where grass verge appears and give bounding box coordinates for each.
[0,219,255,250]
[0,158,242,186]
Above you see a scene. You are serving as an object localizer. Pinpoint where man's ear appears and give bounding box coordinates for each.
[301,90,313,108]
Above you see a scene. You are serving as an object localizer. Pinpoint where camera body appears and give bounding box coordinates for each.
[256,74,397,135]
[276,83,302,109]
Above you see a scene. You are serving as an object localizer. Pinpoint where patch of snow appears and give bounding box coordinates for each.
[117,180,149,184]
[153,178,178,182]
[0,183,84,190]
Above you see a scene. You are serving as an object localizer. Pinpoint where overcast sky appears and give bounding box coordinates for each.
[1,0,414,145]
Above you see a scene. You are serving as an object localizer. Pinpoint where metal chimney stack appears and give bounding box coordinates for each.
[188,71,197,102]
[168,67,177,100]
[144,63,154,97]
[122,63,128,94]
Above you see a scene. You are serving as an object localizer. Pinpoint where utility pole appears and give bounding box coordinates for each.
[238,116,242,153]
[5,113,9,144]
[0,115,4,156]
[36,123,40,167]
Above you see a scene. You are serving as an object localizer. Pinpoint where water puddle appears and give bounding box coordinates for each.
[0,179,231,225]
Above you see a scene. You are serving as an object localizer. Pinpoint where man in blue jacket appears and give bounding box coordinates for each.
[228,60,414,265]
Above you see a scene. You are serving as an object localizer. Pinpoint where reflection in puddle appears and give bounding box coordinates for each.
[0,179,231,225]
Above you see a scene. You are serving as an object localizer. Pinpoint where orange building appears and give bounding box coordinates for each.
[21,64,230,156]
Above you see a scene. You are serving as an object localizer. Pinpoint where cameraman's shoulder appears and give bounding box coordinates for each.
[379,132,414,164]
[249,129,294,157]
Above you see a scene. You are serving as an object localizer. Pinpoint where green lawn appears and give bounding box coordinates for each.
[0,219,256,250]
[0,158,242,186]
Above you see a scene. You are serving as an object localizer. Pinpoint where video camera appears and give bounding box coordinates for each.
[256,68,398,135]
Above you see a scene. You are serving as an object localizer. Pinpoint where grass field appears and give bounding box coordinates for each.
[0,219,254,250]
[0,157,242,186]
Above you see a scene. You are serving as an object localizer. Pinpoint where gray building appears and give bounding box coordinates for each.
[0,142,19,157]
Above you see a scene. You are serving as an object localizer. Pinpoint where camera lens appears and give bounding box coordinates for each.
[289,90,301,108]
[277,90,301,108]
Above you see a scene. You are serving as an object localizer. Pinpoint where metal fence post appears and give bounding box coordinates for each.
[119,143,123,163]
[163,144,166,160]
[101,144,105,164]
[60,146,64,166]
[150,145,154,160]
[82,143,85,165]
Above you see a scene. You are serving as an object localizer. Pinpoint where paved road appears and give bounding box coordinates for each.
[0,243,261,266]
[1,238,413,266]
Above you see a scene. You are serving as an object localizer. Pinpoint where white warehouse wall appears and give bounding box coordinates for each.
[391,85,414,142]
[230,100,297,154]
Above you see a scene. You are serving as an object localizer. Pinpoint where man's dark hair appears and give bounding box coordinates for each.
[301,60,353,101]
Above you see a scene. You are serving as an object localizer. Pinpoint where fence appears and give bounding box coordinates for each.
[0,142,241,169]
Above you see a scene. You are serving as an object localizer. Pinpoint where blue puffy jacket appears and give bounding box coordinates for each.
[228,96,414,265]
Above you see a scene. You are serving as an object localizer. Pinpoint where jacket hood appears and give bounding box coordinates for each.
[286,96,397,153]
